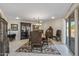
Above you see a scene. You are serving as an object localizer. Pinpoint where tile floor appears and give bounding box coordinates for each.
[8,39,72,56]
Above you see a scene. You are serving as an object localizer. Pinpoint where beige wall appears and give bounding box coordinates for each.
[7,19,20,40]
[42,19,66,44]
[7,19,38,40]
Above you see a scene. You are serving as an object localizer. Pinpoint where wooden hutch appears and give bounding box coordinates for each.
[0,16,9,56]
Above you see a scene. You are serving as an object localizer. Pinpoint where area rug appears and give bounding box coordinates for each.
[16,40,61,55]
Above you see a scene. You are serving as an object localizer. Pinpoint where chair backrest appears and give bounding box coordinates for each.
[56,30,61,37]
[45,28,53,38]
[30,31,42,43]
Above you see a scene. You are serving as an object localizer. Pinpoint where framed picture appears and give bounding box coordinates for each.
[11,24,18,31]
[33,25,39,31]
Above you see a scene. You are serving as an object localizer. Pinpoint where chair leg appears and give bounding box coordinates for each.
[47,42,48,45]
[31,48,32,52]
[29,42,30,45]
[41,47,42,52]
[29,40,30,45]
[56,37,58,41]
[31,45,32,52]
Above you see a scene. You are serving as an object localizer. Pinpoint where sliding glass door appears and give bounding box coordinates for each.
[66,13,75,55]
[69,20,75,54]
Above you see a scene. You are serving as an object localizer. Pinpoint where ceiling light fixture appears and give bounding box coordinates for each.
[16,16,20,20]
[35,17,42,26]
[51,16,55,19]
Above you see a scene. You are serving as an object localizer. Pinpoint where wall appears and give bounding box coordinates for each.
[42,19,66,44]
[7,19,38,40]
[7,19,20,40]
[41,20,52,34]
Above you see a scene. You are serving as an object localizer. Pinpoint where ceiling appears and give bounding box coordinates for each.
[0,3,72,21]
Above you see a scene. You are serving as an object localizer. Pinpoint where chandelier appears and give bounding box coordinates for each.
[35,17,42,26]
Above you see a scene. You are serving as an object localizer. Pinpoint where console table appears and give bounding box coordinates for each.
[7,34,16,41]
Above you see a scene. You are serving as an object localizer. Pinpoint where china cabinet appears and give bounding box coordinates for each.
[0,16,9,56]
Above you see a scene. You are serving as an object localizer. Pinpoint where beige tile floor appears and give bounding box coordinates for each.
[8,39,72,56]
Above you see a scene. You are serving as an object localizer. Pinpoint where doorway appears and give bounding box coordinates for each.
[20,22,31,40]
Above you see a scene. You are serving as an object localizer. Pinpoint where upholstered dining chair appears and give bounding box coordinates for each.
[45,26,53,39]
[30,31,43,52]
[56,30,62,41]
[42,37,48,45]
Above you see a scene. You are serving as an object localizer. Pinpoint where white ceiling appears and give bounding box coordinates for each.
[0,3,72,21]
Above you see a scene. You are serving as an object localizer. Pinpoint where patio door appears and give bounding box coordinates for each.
[66,13,75,55]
